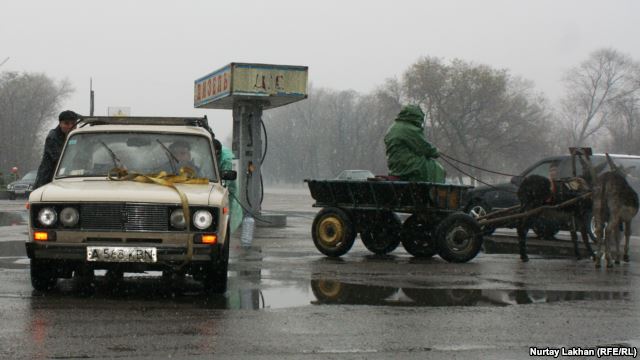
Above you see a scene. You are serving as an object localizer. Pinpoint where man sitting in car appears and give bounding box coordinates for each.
[167,140,200,175]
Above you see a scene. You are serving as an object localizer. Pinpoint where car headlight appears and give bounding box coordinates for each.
[38,207,57,227]
[193,210,213,230]
[59,207,79,227]
[7,184,13,190]
[170,209,186,229]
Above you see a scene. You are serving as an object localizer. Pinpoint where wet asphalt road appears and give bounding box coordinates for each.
[0,191,639,359]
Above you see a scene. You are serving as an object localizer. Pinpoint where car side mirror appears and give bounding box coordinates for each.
[221,170,237,181]
[510,176,523,186]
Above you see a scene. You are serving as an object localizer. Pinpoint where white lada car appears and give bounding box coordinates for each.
[25,116,235,293]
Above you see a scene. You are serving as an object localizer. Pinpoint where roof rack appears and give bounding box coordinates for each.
[78,116,209,128]
[76,116,220,146]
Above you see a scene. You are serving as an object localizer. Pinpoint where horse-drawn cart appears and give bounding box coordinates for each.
[305,179,484,263]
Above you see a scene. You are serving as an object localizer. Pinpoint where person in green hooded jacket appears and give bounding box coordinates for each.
[218,144,243,234]
[384,105,445,183]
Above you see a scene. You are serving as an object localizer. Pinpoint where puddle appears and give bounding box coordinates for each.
[224,277,632,309]
[24,269,632,310]
[0,211,27,226]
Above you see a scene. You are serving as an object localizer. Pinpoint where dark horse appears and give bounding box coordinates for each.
[516,174,595,262]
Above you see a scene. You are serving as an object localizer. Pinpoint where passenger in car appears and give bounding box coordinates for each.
[167,140,200,175]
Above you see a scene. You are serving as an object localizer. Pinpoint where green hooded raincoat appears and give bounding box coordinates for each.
[219,145,243,234]
[384,105,445,183]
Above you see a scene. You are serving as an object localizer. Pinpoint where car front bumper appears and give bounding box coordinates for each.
[25,229,224,269]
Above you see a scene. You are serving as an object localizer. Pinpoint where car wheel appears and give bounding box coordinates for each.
[584,210,598,243]
[467,201,495,236]
[8,193,16,201]
[203,228,230,294]
[30,259,57,292]
[311,207,356,257]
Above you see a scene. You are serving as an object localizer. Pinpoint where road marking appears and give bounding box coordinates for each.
[0,256,29,264]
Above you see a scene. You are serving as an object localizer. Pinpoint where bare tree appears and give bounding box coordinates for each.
[262,84,401,184]
[604,96,640,154]
[402,57,553,183]
[560,48,640,147]
[0,72,72,173]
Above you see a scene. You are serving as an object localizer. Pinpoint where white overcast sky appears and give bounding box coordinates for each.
[2,0,639,141]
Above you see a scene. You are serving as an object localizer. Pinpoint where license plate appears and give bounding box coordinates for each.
[87,246,157,263]
[15,190,25,194]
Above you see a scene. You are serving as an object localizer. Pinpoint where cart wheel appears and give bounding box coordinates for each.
[435,213,483,263]
[400,214,438,258]
[360,212,402,255]
[312,207,356,257]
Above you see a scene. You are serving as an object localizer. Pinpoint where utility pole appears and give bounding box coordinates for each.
[89,78,95,116]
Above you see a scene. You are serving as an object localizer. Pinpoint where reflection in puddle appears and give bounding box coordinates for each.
[0,211,27,226]
[309,279,631,307]
[29,270,310,311]
[27,269,631,311]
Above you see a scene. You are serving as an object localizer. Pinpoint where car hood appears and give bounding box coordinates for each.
[29,178,226,206]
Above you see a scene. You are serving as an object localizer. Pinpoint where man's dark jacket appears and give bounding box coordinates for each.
[34,126,66,189]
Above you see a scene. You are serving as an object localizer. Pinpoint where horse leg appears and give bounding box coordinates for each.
[595,216,604,268]
[570,229,581,260]
[623,221,631,263]
[578,220,595,260]
[614,219,622,265]
[517,219,530,262]
[605,222,614,268]
[569,216,582,260]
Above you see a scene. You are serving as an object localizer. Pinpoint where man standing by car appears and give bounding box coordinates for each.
[34,110,78,189]
[384,105,445,183]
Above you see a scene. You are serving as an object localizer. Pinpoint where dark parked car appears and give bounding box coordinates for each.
[463,154,640,238]
[6,170,36,200]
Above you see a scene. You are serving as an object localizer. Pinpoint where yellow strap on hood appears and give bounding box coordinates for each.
[108,166,209,266]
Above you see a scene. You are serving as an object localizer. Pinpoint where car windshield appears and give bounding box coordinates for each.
[56,132,217,181]
[21,171,37,182]
[555,156,640,180]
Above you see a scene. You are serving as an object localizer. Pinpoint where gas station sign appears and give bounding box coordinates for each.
[194,63,308,110]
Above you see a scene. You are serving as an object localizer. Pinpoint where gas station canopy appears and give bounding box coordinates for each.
[194,63,308,110]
